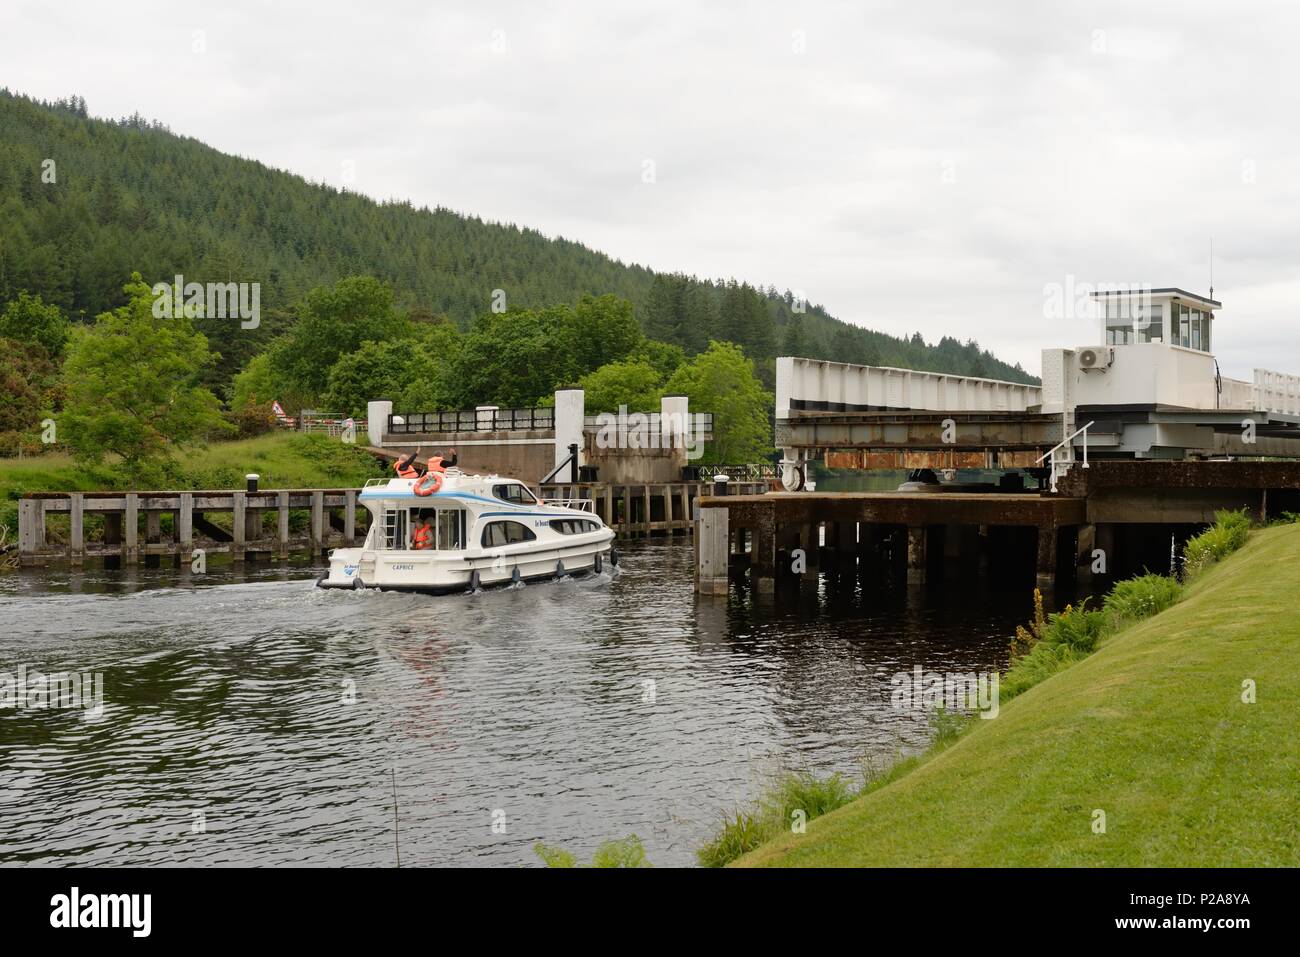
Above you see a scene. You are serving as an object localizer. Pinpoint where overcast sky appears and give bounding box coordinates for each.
[6,0,1300,377]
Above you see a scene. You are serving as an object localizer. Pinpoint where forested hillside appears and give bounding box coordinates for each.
[0,89,1034,394]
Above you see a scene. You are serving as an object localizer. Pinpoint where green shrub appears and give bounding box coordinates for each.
[1001,640,1086,702]
[697,811,769,869]
[1044,600,1107,654]
[590,834,651,868]
[1104,573,1183,624]
[1182,509,1251,579]
[533,843,577,868]
[1002,599,1105,702]
[534,834,651,868]
[763,771,855,823]
[697,770,857,868]
[928,707,971,747]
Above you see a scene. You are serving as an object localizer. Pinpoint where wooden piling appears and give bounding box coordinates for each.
[696,506,729,595]
[69,493,84,566]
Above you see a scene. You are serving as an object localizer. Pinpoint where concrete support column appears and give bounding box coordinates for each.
[17,499,42,557]
[311,491,325,553]
[145,511,161,568]
[69,493,84,567]
[1095,523,1115,580]
[661,393,690,471]
[800,523,821,573]
[104,512,122,568]
[906,525,927,584]
[1076,523,1095,584]
[752,508,777,592]
[277,491,290,558]
[1036,525,1058,592]
[125,493,139,565]
[835,522,859,564]
[857,523,879,567]
[345,490,357,544]
[696,506,729,595]
[232,491,246,563]
[366,399,392,447]
[178,493,193,561]
[554,388,585,473]
[777,522,800,577]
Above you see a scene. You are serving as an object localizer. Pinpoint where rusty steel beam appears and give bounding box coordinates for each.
[778,411,1062,453]
[825,449,1045,470]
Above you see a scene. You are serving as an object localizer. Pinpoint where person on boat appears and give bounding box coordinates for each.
[427,447,457,471]
[395,447,457,479]
[394,448,422,479]
[412,512,435,550]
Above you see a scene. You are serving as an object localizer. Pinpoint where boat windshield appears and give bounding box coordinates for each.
[491,482,539,505]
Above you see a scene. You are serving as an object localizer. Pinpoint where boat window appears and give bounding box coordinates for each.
[481,520,537,548]
[384,508,409,550]
[550,519,596,534]
[437,509,464,550]
[492,483,538,505]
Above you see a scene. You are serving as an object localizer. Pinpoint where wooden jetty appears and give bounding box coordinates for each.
[16,480,770,567]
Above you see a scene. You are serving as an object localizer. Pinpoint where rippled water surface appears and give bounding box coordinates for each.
[1,541,1031,867]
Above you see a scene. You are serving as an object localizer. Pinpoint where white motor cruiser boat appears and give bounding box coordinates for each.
[317,469,617,594]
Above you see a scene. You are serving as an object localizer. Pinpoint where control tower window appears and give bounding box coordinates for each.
[1104,298,1132,345]
[1135,302,1163,343]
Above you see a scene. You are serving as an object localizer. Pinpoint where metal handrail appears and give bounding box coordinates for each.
[539,498,595,512]
[1036,420,1094,493]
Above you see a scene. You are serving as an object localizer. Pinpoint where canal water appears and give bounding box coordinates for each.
[0,539,1034,867]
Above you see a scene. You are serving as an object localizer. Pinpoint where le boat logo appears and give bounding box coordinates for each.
[151,273,260,329]
[50,887,151,938]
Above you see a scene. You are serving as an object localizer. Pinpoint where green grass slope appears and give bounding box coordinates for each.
[738,526,1300,867]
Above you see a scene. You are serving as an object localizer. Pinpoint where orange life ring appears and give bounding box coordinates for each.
[413,470,442,496]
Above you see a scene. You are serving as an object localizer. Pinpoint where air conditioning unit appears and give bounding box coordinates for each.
[1076,346,1114,371]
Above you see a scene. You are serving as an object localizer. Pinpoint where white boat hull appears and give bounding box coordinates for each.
[315,470,619,595]
[318,535,617,594]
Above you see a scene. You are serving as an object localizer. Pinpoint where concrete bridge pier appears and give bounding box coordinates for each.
[1035,525,1057,593]
[906,526,927,584]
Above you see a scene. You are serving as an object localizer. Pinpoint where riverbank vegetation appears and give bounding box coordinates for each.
[533,835,652,868]
[713,512,1294,866]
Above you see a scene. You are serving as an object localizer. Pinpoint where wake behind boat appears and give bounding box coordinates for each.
[317,469,617,594]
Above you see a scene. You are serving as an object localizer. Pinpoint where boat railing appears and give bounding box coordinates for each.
[539,497,595,512]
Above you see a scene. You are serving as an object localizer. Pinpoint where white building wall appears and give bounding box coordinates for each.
[553,388,585,470]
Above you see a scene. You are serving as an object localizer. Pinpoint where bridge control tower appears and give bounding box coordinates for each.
[774,282,1300,491]
[1041,287,1300,464]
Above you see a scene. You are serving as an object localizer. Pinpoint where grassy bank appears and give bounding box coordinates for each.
[0,434,387,536]
[736,524,1300,867]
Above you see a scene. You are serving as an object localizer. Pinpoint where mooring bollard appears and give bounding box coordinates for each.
[246,473,260,493]
[713,474,730,496]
